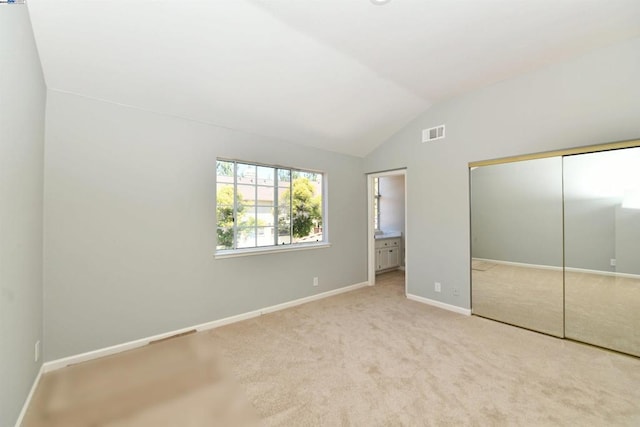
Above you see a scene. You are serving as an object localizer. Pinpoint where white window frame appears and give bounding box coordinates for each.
[374,177,381,232]
[215,159,329,258]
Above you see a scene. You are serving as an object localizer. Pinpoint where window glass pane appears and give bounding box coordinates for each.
[216,178,236,249]
[217,183,234,200]
[277,205,291,245]
[278,188,291,208]
[216,227,233,250]
[277,206,291,221]
[278,235,291,245]
[238,207,257,226]
[291,173,322,242]
[216,204,234,226]
[256,206,275,226]
[237,163,256,182]
[278,169,291,186]
[237,184,256,205]
[257,185,275,205]
[257,166,275,184]
[278,215,291,240]
[237,227,256,248]
[256,227,275,247]
[374,197,379,230]
[216,160,234,179]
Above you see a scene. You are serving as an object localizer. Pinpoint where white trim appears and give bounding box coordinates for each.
[215,242,330,259]
[42,281,369,373]
[406,293,472,316]
[260,281,368,314]
[42,329,206,373]
[14,363,44,427]
[367,169,407,291]
[367,176,375,285]
[472,257,563,272]
[565,266,640,280]
[472,257,640,279]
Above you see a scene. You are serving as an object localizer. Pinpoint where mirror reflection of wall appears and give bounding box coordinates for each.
[471,158,563,266]
[470,157,564,337]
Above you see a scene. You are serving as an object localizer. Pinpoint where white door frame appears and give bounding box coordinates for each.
[367,169,408,294]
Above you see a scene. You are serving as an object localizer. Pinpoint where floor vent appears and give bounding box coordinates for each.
[149,329,196,344]
[422,124,445,142]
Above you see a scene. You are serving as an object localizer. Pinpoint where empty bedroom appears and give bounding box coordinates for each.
[2,0,640,426]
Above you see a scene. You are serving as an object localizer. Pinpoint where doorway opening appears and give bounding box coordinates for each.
[367,169,407,294]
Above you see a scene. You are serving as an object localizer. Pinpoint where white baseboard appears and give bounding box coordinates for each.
[472,257,563,272]
[564,266,640,279]
[260,282,368,314]
[406,293,471,316]
[43,281,369,373]
[14,363,44,427]
[473,257,640,279]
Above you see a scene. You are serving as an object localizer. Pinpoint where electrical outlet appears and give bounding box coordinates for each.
[434,282,441,292]
[313,277,319,287]
[610,258,616,267]
[35,340,40,362]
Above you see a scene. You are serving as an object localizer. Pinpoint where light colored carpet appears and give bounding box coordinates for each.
[472,260,640,357]
[472,262,564,337]
[565,270,640,358]
[24,271,640,426]
[471,260,497,272]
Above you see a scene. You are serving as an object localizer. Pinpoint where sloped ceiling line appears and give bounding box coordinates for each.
[27,0,640,157]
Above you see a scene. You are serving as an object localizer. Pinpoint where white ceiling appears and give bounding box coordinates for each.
[27,0,640,157]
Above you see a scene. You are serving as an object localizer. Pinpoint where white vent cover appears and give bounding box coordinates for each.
[422,124,445,142]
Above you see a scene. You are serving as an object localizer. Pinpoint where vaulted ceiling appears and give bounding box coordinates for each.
[27,0,640,157]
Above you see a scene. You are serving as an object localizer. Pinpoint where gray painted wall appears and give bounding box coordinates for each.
[0,6,46,427]
[615,206,640,275]
[564,197,617,272]
[43,90,367,361]
[471,161,622,272]
[564,147,640,274]
[470,157,564,267]
[363,36,640,308]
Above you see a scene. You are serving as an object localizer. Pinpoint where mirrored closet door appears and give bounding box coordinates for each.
[470,141,640,357]
[564,147,640,356]
[470,157,564,337]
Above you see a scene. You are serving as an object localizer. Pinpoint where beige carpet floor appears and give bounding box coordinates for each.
[472,260,640,357]
[472,262,564,337]
[24,271,640,426]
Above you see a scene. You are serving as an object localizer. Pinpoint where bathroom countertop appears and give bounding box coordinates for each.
[374,232,402,239]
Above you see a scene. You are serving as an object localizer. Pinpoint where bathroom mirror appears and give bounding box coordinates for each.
[470,157,564,337]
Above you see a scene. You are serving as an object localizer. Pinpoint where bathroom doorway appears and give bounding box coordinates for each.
[367,169,407,293]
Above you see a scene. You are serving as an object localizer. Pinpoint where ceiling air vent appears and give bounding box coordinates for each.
[422,124,445,142]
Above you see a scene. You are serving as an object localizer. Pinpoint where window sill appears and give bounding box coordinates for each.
[215,242,331,259]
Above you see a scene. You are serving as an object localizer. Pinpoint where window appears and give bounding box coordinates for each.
[216,159,324,253]
[374,177,381,231]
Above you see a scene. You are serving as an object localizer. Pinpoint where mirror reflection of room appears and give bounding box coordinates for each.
[564,147,640,357]
[374,175,405,273]
[470,144,640,358]
[470,157,564,337]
